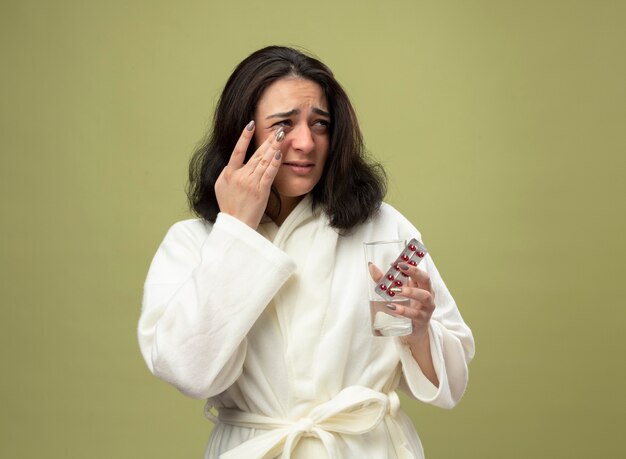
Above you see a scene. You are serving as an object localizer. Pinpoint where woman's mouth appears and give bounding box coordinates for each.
[282,162,315,175]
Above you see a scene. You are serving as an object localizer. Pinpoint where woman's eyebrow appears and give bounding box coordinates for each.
[266,107,331,119]
[312,107,331,117]
[266,109,299,119]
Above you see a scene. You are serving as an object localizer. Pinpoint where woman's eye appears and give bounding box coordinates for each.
[312,119,330,132]
[272,120,292,128]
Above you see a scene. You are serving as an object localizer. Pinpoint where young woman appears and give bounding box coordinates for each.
[138,46,474,458]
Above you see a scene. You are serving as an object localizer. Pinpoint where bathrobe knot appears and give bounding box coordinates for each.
[293,417,314,435]
[216,385,413,459]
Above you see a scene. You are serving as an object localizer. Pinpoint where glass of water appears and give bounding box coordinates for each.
[363,240,413,337]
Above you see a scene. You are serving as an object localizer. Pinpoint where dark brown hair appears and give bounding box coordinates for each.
[188,45,386,231]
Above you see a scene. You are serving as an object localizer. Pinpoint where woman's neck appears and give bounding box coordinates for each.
[273,195,305,226]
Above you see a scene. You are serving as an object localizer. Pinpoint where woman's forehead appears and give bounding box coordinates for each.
[256,78,328,116]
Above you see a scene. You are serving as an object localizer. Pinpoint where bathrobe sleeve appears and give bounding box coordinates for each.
[384,205,475,409]
[138,214,296,399]
[396,252,475,409]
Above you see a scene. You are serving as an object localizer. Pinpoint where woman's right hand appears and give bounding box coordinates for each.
[214,121,285,229]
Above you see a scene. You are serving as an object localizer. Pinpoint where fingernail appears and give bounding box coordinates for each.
[246,120,255,131]
[275,151,282,160]
[389,287,402,293]
[399,263,409,270]
[386,303,397,311]
[275,129,285,142]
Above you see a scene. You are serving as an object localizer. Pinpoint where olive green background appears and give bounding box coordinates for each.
[1,0,624,457]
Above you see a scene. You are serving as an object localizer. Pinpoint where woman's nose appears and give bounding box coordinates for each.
[289,125,315,153]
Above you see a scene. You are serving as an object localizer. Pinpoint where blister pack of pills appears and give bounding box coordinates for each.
[374,238,428,298]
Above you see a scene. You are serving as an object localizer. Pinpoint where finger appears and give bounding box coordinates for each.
[243,126,283,173]
[390,301,430,320]
[396,286,434,307]
[398,264,433,294]
[259,148,283,189]
[227,120,256,168]
[368,262,384,283]
[251,127,285,178]
[389,289,435,321]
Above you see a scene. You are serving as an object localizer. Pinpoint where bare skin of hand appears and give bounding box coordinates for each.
[215,121,285,229]
[369,261,439,387]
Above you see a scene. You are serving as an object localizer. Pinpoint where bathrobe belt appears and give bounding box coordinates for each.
[206,385,415,459]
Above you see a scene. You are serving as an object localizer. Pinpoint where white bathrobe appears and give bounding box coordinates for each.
[138,196,475,458]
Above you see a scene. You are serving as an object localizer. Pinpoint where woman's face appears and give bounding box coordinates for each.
[254,77,330,208]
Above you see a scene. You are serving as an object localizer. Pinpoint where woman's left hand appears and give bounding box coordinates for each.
[370,261,439,385]
[394,263,439,385]
[391,263,436,343]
